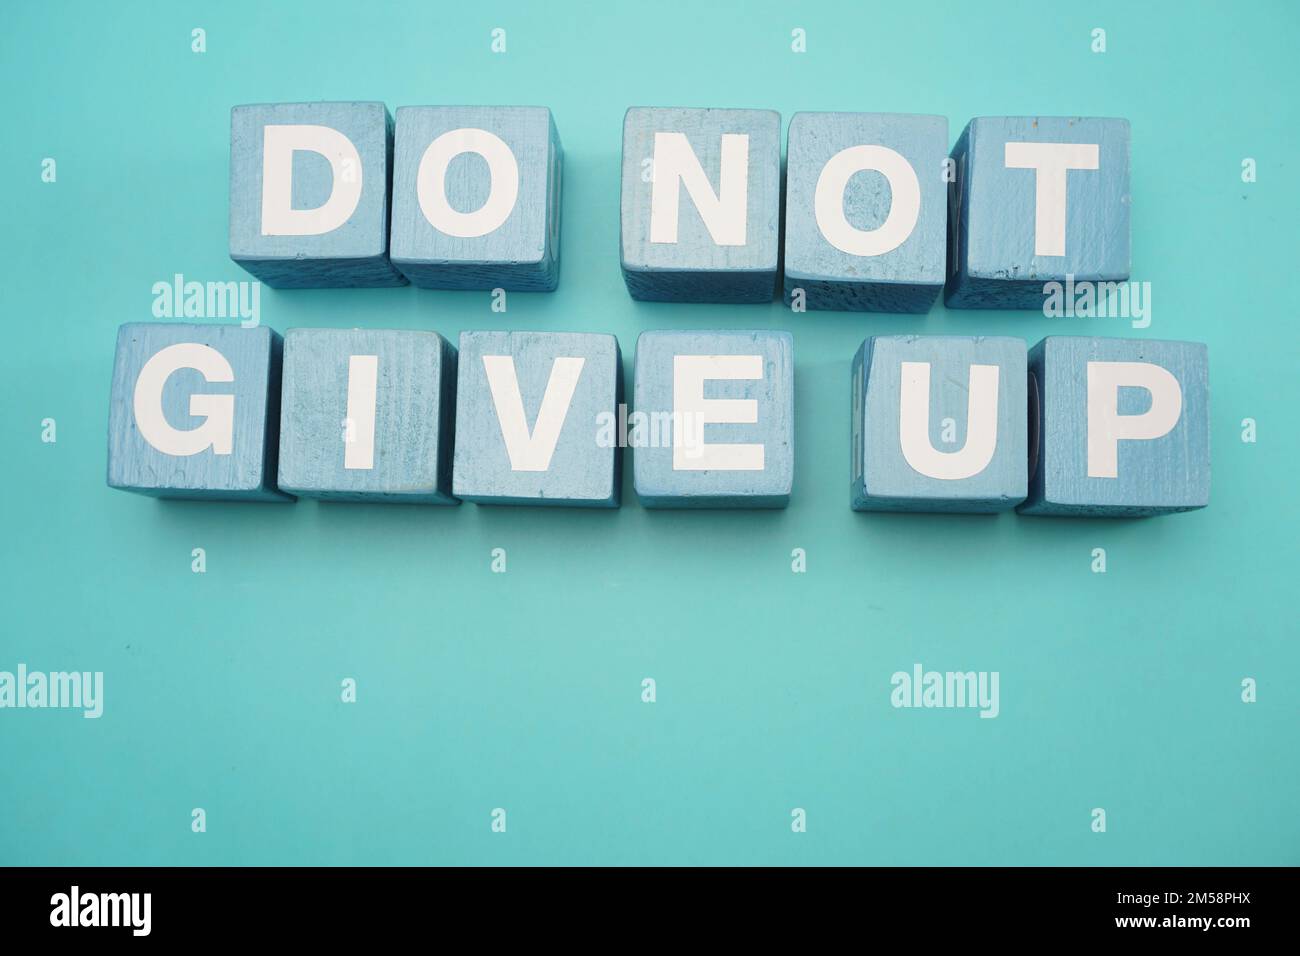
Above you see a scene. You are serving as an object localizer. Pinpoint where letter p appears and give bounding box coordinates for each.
[1086,361,1182,478]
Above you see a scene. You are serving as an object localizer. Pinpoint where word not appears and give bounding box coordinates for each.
[49,886,151,936]
[227,103,1129,312]
[890,664,1001,719]
[0,664,103,718]
[106,324,1210,516]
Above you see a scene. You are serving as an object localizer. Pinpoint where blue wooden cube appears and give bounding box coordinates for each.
[633,330,793,508]
[452,331,621,507]
[1019,336,1210,517]
[390,106,562,291]
[620,108,780,303]
[945,116,1130,310]
[277,329,458,504]
[229,102,405,288]
[107,323,291,501]
[784,112,948,313]
[851,336,1027,513]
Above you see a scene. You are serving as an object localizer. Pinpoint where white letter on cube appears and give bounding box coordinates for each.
[672,354,764,471]
[261,124,364,236]
[1086,361,1183,478]
[133,343,235,457]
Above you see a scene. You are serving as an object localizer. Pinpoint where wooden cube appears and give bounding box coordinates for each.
[945,116,1130,309]
[851,335,1027,513]
[107,323,291,501]
[452,331,621,507]
[276,328,458,504]
[784,112,948,313]
[620,108,780,303]
[1019,336,1210,517]
[633,330,793,508]
[390,106,562,291]
[229,102,405,288]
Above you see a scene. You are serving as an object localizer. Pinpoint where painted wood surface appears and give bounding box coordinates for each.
[784,112,948,313]
[277,328,458,503]
[452,331,620,507]
[620,108,780,303]
[851,335,1027,513]
[107,323,291,500]
[1019,336,1210,516]
[390,106,562,291]
[945,116,1130,309]
[633,329,793,508]
[229,102,405,288]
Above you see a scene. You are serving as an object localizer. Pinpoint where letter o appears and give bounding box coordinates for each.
[416,128,519,238]
[814,144,921,257]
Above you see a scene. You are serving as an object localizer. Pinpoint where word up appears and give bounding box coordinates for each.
[228,103,1129,311]
[107,324,1209,516]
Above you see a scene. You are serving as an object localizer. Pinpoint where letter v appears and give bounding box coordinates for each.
[483,355,585,471]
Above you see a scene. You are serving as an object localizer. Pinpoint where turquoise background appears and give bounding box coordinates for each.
[2,0,1296,865]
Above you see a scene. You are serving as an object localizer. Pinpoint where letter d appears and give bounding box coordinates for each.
[261,125,363,236]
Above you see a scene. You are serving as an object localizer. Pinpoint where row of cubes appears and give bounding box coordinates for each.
[229,103,1130,311]
[107,324,1208,515]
